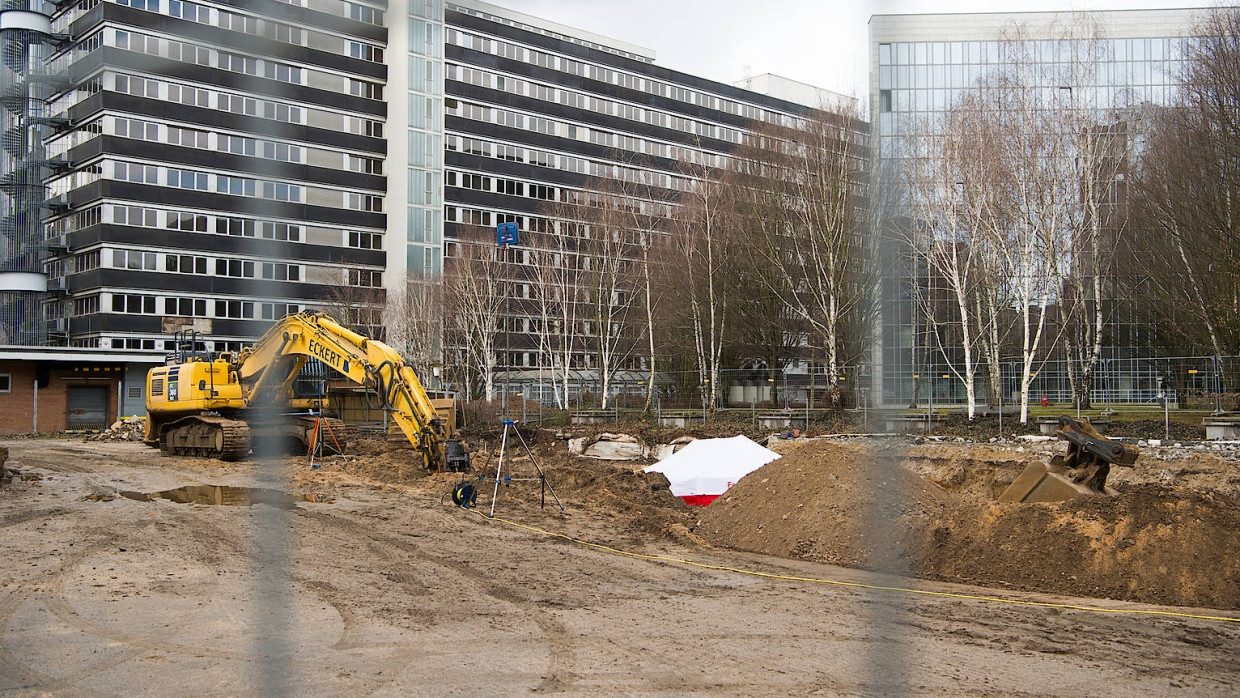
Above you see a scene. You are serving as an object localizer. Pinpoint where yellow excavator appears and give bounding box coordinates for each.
[144,311,467,471]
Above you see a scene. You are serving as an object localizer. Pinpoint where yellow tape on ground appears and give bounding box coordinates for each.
[465,509,1240,625]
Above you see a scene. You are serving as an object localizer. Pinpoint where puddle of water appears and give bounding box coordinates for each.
[119,486,333,508]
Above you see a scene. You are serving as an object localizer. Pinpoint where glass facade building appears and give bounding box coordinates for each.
[869,9,1204,407]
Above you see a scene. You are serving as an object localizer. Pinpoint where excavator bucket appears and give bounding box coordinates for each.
[998,416,1139,503]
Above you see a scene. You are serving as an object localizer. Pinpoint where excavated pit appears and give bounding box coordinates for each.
[120,485,333,508]
[696,440,1240,610]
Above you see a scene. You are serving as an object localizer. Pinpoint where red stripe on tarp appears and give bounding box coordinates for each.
[679,494,720,506]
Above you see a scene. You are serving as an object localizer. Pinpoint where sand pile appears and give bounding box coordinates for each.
[697,440,1240,610]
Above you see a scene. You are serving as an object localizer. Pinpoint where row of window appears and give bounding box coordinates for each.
[106,248,304,281]
[446,134,690,191]
[450,95,739,166]
[47,203,381,250]
[74,287,366,319]
[112,161,306,202]
[110,72,383,138]
[878,37,1188,68]
[448,63,745,146]
[115,114,307,164]
[446,171,557,201]
[80,28,385,102]
[446,27,795,128]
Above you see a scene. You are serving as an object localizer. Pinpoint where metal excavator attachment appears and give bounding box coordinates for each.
[998,416,1140,503]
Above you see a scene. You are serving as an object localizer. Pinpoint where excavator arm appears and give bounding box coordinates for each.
[236,312,452,470]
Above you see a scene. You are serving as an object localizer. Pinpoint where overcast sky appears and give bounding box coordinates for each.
[493,0,1216,101]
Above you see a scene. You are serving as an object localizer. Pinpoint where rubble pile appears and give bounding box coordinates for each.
[86,417,147,442]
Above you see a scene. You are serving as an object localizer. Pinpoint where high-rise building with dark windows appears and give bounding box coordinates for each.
[25,0,390,352]
[6,0,861,366]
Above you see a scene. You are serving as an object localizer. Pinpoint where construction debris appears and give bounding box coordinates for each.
[85,416,147,442]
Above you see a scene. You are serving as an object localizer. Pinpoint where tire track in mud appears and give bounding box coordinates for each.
[0,507,70,529]
[0,506,262,694]
[0,531,122,695]
[299,506,580,693]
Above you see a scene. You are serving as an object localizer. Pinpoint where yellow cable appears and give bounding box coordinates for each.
[464,508,1240,625]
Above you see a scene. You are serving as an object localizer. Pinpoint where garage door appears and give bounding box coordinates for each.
[67,386,109,430]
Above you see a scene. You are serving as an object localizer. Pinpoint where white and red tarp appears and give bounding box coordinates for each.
[642,435,781,506]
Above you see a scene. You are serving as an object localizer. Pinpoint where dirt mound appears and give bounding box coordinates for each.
[697,440,1240,609]
[698,441,953,568]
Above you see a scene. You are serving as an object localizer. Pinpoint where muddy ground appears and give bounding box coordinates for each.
[0,435,1237,696]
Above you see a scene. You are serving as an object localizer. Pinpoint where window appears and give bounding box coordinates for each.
[166,254,208,274]
[264,62,302,84]
[115,30,158,55]
[347,230,382,249]
[114,162,158,184]
[261,141,302,163]
[165,297,208,317]
[74,251,100,273]
[349,41,384,63]
[348,2,384,25]
[219,52,258,76]
[259,222,301,241]
[169,169,209,190]
[348,268,382,287]
[115,117,159,140]
[168,126,209,149]
[265,22,303,44]
[219,9,257,33]
[217,175,255,196]
[260,181,301,202]
[168,84,209,107]
[346,193,383,212]
[347,155,382,174]
[216,259,255,278]
[214,299,255,319]
[112,249,157,270]
[217,217,255,237]
[0,374,10,393]
[220,134,257,156]
[74,295,100,315]
[114,74,159,98]
[348,79,384,100]
[261,262,300,281]
[112,294,156,314]
[261,302,301,320]
[168,0,209,22]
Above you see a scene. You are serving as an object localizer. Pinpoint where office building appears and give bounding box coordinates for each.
[868,8,1206,407]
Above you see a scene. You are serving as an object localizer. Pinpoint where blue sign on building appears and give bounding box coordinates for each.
[496,222,518,247]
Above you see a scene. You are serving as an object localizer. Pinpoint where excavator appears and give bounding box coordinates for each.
[998,415,1139,502]
[144,311,468,472]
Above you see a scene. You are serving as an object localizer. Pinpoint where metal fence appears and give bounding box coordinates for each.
[483,355,1240,413]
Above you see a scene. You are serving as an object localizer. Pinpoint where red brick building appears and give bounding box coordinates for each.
[0,349,162,435]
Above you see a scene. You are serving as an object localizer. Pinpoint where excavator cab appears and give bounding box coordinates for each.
[998,416,1139,503]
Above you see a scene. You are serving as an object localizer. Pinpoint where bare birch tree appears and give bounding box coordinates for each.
[731,106,873,405]
[443,232,504,402]
[672,153,730,411]
[527,205,583,410]
[902,101,997,419]
[383,278,443,383]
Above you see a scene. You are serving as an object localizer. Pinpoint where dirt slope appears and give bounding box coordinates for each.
[697,440,1240,609]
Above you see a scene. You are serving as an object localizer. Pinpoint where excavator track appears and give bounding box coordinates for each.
[159,416,252,461]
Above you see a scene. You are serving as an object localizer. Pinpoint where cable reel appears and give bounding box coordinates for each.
[451,481,478,509]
